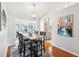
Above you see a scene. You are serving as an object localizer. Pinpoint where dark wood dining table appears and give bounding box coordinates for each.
[22,34,45,57]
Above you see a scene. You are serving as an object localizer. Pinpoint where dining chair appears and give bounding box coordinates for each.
[40,31,46,52]
[30,38,43,57]
[17,32,24,57]
[17,32,32,57]
[17,32,45,57]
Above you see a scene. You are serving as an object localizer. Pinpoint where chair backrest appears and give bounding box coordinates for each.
[35,31,39,34]
[17,32,25,44]
[16,32,20,38]
[40,31,46,36]
[40,31,46,41]
[19,34,24,42]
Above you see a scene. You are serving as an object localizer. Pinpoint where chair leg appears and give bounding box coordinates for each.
[23,44,26,57]
[19,52,22,57]
[41,42,42,55]
[34,44,38,57]
[30,41,32,57]
[18,47,22,57]
[43,41,45,52]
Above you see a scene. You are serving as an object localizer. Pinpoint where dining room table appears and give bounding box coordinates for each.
[21,33,45,57]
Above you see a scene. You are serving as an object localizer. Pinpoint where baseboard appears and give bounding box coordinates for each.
[53,44,79,57]
[5,43,78,57]
[5,46,8,57]
[6,44,16,57]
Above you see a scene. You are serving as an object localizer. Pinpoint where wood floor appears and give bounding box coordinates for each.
[44,42,77,57]
[6,41,77,57]
[6,45,16,57]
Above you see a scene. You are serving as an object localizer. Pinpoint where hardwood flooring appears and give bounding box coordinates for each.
[6,41,77,57]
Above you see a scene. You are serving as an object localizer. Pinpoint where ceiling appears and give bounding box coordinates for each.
[4,2,77,20]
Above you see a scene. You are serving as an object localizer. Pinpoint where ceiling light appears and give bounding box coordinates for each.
[65,5,68,8]
[32,13,36,18]
[32,4,37,19]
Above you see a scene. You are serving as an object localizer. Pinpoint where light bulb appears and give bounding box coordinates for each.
[32,14,36,18]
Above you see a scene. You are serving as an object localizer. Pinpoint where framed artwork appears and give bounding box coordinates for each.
[57,15,73,37]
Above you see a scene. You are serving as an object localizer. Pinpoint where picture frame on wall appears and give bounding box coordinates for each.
[57,14,73,37]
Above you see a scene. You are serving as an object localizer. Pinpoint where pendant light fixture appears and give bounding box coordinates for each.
[32,4,36,19]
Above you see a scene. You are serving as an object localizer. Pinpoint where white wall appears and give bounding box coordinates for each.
[35,18,40,31]
[7,14,16,46]
[52,3,79,56]
[0,2,7,57]
[16,19,35,24]
[0,3,17,56]
[41,3,79,56]
[40,19,44,31]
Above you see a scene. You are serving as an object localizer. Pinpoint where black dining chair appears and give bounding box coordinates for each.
[17,32,46,57]
[30,33,47,57]
[40,31,46,52]
[31,38,43,57]
[17,32,24,57]
[17,32,32,57]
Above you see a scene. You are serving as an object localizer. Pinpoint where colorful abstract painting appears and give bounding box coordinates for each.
[57,15,73,37]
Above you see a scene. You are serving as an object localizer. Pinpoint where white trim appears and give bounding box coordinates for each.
[4,46,8,57]
[52,44,79,57]
[4,44,16,57]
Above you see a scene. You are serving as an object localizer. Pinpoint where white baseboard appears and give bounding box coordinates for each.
[4,44,16,57]
[52,44,79,57]
[4,46,8,57]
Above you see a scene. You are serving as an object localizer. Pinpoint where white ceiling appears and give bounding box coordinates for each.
[4,2,77,20]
